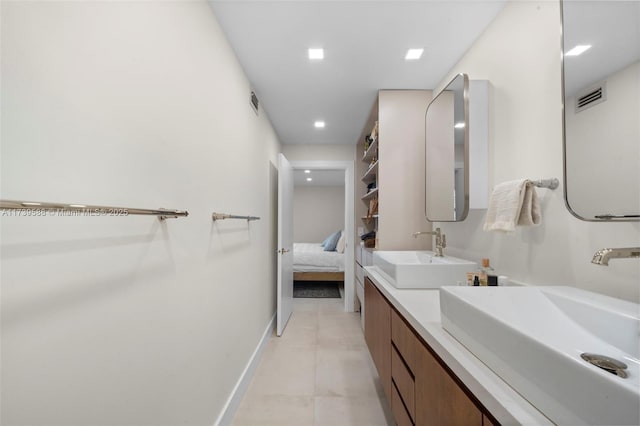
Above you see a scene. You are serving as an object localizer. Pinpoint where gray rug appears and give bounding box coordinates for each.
[293,281,341,298]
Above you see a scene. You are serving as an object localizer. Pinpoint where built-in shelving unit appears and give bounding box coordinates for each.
[360,120,379,249]
[353,90,432,314]
[361,161,378,183]
[361,188,379,201]
[356,90,434,250]
[362,138,378,162]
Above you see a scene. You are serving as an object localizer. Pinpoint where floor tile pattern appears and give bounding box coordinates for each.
[232,298,393,426]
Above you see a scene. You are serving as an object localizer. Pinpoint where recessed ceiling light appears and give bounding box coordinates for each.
[405,48,424,60]
[304,170,311,174]
[308,48,324,60]
[306,177,313,182]
[454,122,465,129]
[314,121,325,128]
[565,44,591,56]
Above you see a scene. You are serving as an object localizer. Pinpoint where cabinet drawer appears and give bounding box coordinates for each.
[391,309,419,371]
[391,381,414,426]
[356,263,364,286]
[355,280,364,311]
[416,342,483,426]
[355,243,362,265]
[392,345,415,422]
[483,414,498,426]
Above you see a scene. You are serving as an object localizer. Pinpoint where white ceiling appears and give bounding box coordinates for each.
[293,169,345,186]
[209,0,506,146]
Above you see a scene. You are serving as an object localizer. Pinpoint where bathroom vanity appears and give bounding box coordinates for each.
[363,268,552,425]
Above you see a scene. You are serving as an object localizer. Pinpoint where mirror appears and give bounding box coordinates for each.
[425,73,469,222]
[562,0,640,221]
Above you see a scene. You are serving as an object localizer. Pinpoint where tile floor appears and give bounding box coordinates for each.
[232,297,394,426]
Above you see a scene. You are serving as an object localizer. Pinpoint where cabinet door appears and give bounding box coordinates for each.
[364,278,392,399]
[415,344,482,426]
[483,414,498,426]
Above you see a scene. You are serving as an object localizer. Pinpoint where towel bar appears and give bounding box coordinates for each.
[212,212,260,221]
[531,178,559,190]
[0,199,188,220]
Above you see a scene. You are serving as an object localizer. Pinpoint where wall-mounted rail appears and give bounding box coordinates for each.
[0,199,188,220]
[531,178,559,190]
[211,212,260,222]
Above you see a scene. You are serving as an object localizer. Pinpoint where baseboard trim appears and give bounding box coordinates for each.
[214,313,275,426]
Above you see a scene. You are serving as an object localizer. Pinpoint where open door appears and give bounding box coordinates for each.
[276,153,294,336]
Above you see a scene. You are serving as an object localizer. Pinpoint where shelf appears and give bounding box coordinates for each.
[362,138,378,162]
[361,188,378,201]
[361,160,378,182]
[361,215,379,220]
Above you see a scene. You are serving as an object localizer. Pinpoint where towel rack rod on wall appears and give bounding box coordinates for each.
[211,212,260,222]
[532,178,559,190]
[0,199,189,219]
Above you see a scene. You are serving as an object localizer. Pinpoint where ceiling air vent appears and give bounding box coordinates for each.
[575,80,607,113]
[250,91,259,115]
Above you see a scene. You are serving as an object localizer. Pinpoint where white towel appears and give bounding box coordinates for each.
[483,179,541,232]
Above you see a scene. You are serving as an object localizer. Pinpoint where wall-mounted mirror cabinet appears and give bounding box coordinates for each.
[562,0,640,221]
[425,74,488,222]
[425,73,469,222]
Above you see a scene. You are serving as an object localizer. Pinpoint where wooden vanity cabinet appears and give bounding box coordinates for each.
[483,414,498,426]
[364,276,392,400]
[364,278,494,426]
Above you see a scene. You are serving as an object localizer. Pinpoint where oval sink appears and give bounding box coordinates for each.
[373,251,477,288]
[440,286,640,425]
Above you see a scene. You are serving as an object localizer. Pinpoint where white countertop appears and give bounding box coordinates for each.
[364,266,553,426]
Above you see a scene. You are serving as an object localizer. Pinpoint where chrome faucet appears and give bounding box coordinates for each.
[412,227,447,257]
[591,247,640,266]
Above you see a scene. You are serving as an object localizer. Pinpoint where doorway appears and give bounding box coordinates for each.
[290,161,355,312]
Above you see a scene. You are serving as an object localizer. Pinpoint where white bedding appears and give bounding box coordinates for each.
[293,243,345,272]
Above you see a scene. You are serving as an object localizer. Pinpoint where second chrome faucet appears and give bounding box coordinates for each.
[591,247,640,266]
[413,227,447,257]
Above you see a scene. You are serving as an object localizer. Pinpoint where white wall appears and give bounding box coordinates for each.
[1,2,280,425]
[293,186,345,242]
[435,1,640,302]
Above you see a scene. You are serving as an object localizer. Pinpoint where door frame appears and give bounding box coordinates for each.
[290,160,356,312]
[277,154,294,336]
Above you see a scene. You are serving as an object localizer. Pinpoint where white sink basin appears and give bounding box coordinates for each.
[373,251,477,288]
[440,286,640,426]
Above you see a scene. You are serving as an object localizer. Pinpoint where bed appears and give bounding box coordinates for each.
[293,242,345,282]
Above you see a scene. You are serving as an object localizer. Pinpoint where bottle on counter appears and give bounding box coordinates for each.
[479,258,494,286]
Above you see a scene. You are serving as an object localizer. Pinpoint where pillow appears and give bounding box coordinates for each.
[321,232,335,248]
[323,230,342,251]
[336,233,345,253]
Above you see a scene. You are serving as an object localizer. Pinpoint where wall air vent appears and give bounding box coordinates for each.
[575,80,607,113]
[250,91,259,115]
